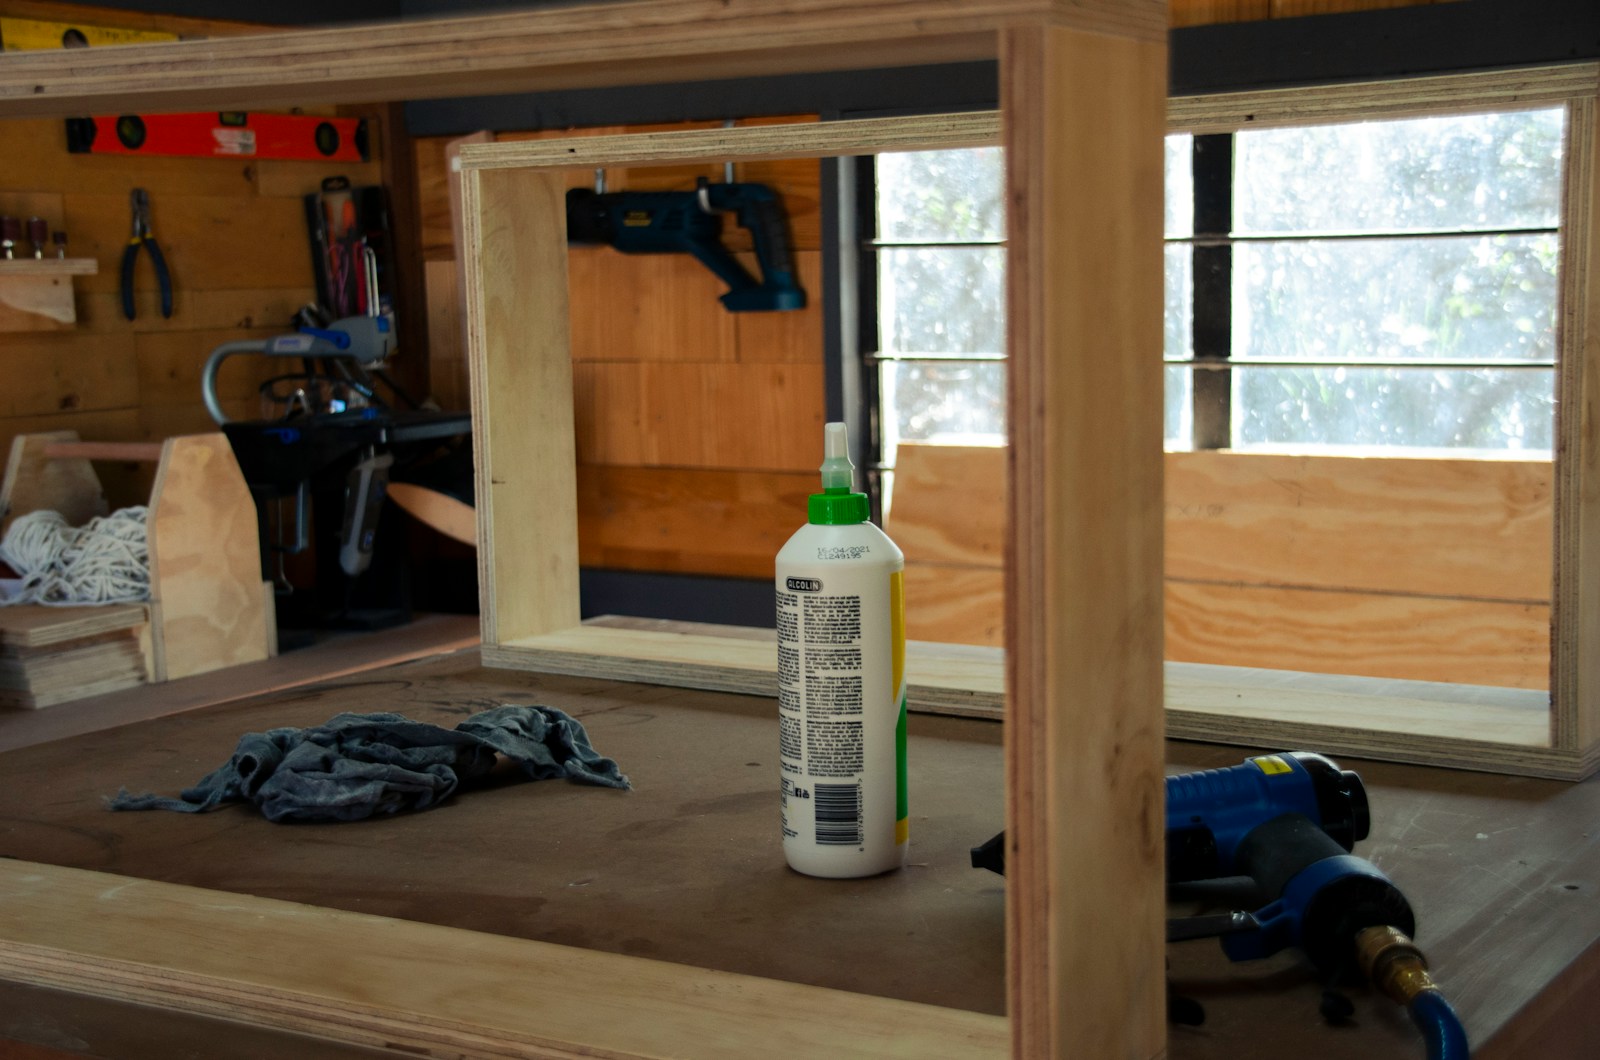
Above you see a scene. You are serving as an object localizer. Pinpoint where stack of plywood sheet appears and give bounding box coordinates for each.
[0,604,150,709]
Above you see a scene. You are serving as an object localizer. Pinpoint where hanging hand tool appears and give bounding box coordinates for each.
[120,188,172,320]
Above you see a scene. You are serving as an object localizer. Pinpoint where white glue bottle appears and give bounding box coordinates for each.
[775,421,907,878]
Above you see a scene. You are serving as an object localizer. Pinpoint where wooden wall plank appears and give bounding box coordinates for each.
[64,193,311,294]
[732,250,824,362]
[76,288,309,334]
[133,328,280,410]
[1001,24,1167,1060]
[251,158,383,199]
[573,362,824,470]
[413,136,453,261]
[567,250,737,363]
[0,332,137,416]
[577,466,810,578]
[423,257,467,410]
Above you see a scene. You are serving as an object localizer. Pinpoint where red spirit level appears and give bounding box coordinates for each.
[66,113,368,163]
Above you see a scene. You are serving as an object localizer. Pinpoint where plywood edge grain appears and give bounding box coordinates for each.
[0,860,1007,1060]
[1170,60,1600,133]
[487,620,1593,778]
[0,0,1166,119]
[460,111,1002,173]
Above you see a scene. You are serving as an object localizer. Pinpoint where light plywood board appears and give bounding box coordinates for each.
[1166,581,1551,690]
[893,443,1554,602]
[0,429,107,534]
[146,434,270,682]
[0,273,74,330]
[0,1,1166,120]
[1168,450,1552,602]
[1556,97,1600,754]
[0,603,146,649]
[0,860,1007,1060]
[486,618,1594,777]
[463,166,581,646]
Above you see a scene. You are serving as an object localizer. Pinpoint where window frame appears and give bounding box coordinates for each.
[860,79,1580,496]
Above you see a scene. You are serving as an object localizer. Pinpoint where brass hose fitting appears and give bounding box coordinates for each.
[1356,925,1440,1005]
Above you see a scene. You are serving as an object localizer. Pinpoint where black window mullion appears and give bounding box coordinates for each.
[853,153,886,525]
[1191,132,1234,450]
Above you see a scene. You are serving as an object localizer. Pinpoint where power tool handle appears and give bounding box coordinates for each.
[1234,812,1351,897]
[741,196,795,278]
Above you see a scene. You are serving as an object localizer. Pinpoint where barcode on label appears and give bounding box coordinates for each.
[814,782,862,845]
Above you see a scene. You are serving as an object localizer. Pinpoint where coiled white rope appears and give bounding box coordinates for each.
[0,507,151,606]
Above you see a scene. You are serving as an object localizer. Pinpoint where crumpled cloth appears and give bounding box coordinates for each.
[108,705,630,822]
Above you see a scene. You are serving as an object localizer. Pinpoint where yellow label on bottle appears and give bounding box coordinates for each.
[1251,755,1293,776]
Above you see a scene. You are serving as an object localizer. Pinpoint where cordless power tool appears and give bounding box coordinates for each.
[566,178,805,312]
[972,751,1470,1057]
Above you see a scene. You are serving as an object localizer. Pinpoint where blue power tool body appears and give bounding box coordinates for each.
[1164,751,1413,976]
[566,178,805,312]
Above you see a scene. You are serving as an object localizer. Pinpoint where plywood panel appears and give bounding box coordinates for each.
[146,434,270,680]
[892,443,1554,602]
[888,442,1006,568]
[1166,580,1551,689]
[568,249,737,363]
[733,250,824,363]
[464,166,581,645]
[1000,24,1167,1059]
[577,465,810,577]
[1168,450,1552,602]
[0,332,138,416]
[573,362,824,471]
[65,193,312,294]
[134,328,280,409]
[903,563,1005,646]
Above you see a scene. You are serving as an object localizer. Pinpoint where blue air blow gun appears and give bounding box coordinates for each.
[972,751,1471,1058]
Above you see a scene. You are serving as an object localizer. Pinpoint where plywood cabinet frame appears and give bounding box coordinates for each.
[0,3,1588,1058]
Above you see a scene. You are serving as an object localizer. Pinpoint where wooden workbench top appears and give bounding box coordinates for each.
[0,649,1594,1057]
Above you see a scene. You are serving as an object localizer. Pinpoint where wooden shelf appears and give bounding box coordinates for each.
[0,257,98,276]
[0,257,98,330]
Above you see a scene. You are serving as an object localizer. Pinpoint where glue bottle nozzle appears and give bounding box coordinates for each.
[820,422,854,493]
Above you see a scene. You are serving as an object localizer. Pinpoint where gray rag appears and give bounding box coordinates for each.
[108,704,630,822]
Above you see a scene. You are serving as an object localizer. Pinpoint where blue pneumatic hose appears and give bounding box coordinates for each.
[1409,989,1470,1060]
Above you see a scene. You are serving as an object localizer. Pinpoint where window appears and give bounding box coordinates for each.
[861,104,1567,502]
